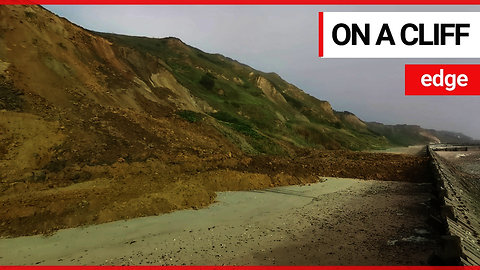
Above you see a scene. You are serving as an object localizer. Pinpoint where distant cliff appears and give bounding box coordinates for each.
[367,122,474,146]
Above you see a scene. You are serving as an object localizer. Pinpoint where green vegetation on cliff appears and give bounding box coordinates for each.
[98,33,392,153]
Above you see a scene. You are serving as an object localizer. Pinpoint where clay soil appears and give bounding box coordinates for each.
[0,148,432,238]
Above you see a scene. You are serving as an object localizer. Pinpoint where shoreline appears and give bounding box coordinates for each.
[0,177,438,265]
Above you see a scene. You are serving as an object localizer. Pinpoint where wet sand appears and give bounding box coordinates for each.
[372,145,426,156]
[0,177,437,265]
[437,150,480,177]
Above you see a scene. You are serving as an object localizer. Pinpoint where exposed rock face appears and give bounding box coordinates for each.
[255,76,288,106]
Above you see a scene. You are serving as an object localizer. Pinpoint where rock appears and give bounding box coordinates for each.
[31,170,47,182]
[430,235,462,265]
[78,200,89,208]
[441,205,456,220]
[71,171,92,183]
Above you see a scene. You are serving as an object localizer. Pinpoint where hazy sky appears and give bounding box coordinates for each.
[45,5,480,139]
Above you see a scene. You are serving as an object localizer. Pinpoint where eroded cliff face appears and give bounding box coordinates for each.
[0,5,243,184]
[1,5,395,167]
[0,5,204,113]
[255,76,288,106]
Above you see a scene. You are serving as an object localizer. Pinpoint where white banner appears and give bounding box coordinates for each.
[321,12,480,58]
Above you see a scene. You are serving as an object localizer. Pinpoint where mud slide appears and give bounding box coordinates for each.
[372,145,427,156]
[0,150,432,238]
[0,177,438,265]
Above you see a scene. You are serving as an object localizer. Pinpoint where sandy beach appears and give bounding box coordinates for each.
[0,177,437,265]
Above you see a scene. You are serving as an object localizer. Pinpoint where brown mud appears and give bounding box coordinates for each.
[1,149,432,238]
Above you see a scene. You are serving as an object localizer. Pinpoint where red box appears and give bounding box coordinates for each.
[405,64,480,95]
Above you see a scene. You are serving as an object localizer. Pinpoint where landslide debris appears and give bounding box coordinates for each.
[0,150,432,237]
